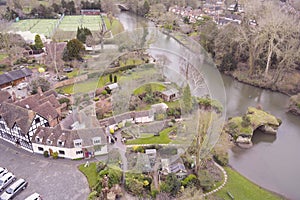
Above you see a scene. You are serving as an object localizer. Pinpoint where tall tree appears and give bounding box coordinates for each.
[182,84,192,114]
[63,38,85,61]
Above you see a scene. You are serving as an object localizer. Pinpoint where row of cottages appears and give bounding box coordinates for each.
[99,110,154,133]
[0,90,65,152]
[0,68,32,89]
[32,125,108,159]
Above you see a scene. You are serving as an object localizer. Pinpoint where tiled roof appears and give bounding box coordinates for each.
[0,74,12,85]
[0,102,35,134]
[0,68,33,86]
[33,125,106,149]
[78,127,107,147]
[0,91,12,104]
[35,101,59,120]
[15,90,60,121]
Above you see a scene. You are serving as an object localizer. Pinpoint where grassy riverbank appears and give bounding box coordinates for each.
[215,167,285,200]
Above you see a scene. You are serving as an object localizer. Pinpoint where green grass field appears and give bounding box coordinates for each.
[78,163,98,188]
[133,82,166,95]
[215,167,284,200]
[11,19,58,37]
[58,75,110,94]
[126,127,176,145]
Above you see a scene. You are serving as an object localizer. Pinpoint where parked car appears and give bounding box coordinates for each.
[63,67,73,73]
[0,168,8,177]
[0,172,16,192]
[24,193,42,200]
[0,178,28,200]
[52,75,68,81]
[17,82,28,90]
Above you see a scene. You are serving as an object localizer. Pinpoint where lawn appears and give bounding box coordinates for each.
[215,167,284,200]
[119,59,144,67]
[78,162,98,188]
[126,126,176,145]
[133,82,166,95]
[58,75,110,94]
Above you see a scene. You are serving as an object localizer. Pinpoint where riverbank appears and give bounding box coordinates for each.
[215,166,286,200]
[163,29,300,96]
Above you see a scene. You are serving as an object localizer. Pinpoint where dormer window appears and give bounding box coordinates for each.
[57,140,64,147]
[93,137,101,145]
[74,139,82,148]
[47,139,52,145]
[35,137,42,143]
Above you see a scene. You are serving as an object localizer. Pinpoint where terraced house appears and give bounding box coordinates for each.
[0,90,65,152]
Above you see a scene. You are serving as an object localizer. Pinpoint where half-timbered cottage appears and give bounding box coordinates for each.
[0,90,63,152]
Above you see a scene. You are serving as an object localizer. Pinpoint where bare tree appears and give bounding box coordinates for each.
[45,41,64,75]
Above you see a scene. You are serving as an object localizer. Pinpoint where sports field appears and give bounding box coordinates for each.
[11,19,59,37]
[9,15,124,41]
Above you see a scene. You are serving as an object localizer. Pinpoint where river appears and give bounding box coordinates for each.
[117,12,300,200]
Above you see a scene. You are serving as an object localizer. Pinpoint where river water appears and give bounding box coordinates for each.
[117,12,300,200]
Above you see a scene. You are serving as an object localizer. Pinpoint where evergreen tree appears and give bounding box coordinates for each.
[114,75,117,83]
[76,26,92,43]
[109,74,113,82]
[34,34,44,50]
[63,39,85,61]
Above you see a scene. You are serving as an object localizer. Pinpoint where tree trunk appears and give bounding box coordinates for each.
[265,40,273,77]
[248,47,255,74]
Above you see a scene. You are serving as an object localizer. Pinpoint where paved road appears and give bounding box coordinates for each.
[0,141,90,200]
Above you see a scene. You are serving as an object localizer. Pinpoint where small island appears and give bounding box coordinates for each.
[225,107,282,148]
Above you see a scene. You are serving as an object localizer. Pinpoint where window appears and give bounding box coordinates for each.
[36,137,40,143]
[59,150,65,155]
[38,147,44,151]
[93,137,101,145]
[57,140,64,146]
[35,118,40,124]
[74,139,82,147]
[76,151,83,155]
[47,139,52,145]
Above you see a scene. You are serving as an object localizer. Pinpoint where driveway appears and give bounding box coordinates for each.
[0,141,90,200]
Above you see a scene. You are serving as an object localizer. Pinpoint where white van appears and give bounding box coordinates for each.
[0,178,27,200]
[24,193,42,200]
[0,172,15,192]
[0,168,8,177]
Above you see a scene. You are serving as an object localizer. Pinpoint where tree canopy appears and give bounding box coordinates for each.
[63,39,85,61]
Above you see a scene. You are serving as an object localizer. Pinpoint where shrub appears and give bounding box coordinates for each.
[213,152,228,166]
[151,189,159,198]
[43,150,49,158]
[155,113,166,121]
[125,178,144,196]
[181,174,199,188]
[58,97,70,105]
[99,168,122,188]
[96,162,107,173]
[93,97,99,101]
[52,152,59,159]
[132,145,145,153]
[101,90,108,95]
